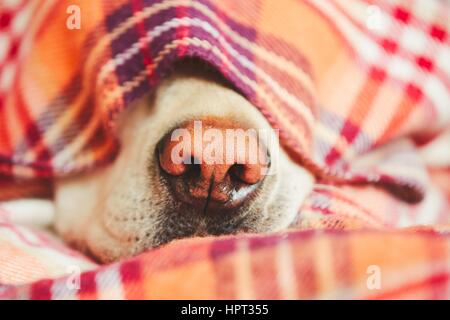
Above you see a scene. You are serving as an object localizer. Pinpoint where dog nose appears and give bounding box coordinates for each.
[157,118,270,210]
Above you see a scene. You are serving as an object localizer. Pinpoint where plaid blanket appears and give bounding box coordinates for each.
[1,226,450,300]
[0,0,449,299]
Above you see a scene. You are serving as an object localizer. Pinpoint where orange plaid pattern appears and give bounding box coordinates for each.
[0,0,449,299]
[1,229,449,299]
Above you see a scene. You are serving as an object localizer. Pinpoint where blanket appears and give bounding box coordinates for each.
[1,225,450,299]
[0,0,449,299]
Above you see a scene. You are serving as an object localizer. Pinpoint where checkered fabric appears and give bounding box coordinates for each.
[0,0,449,299]
[0,0,448,200]
[1,227,450,300]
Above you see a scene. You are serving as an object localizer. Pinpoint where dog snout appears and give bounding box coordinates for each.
[157,118,270,212]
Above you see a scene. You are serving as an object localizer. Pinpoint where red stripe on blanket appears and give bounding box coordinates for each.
[30,279,54,300]
[120,260,143,299]
[367,272,450,300]
[78,271,98,299]
[131,0,156,85]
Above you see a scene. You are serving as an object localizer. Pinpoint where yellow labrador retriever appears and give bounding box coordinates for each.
[54,64,315,262]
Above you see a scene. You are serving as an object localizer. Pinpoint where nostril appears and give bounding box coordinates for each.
[229,164,243,183]
[184,158,201,179]
[229,163,267,185]
[229,164,254,184]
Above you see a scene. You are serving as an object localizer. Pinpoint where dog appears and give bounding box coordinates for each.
[53,63,315,263]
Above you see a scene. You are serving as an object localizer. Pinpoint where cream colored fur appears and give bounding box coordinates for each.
[54,70,315,262]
